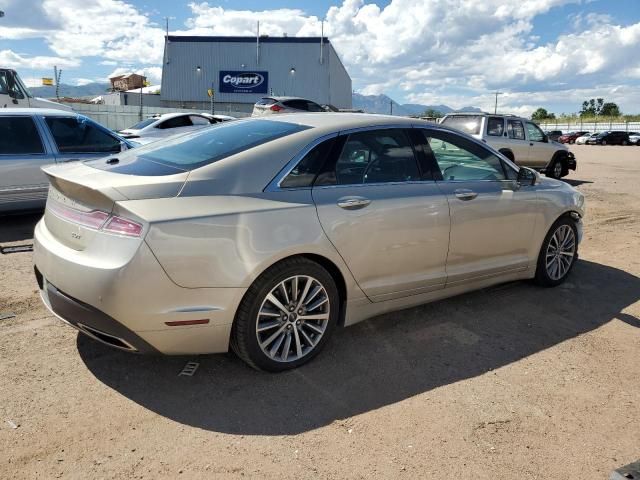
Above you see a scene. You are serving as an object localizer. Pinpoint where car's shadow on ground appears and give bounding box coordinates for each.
[0,212,43,243]
[78,260,639,435]
[563,178,593,187]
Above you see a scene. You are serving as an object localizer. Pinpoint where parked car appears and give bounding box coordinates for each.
[440,113,576,179]
[0,108,135,213]
[34,113,585,371]
[252,96,326,116]
[586,131,630,145]
[628,132,640,145]
[544,130,563,142]
[117,112,225,140]
[558,131,590,144]
[575,133,595,145]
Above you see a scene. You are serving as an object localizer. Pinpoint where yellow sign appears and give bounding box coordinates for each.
[207,89,214,98]
[42,78,54,86]
[143,81,151,87]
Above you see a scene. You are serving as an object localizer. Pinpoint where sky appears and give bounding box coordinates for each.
[1,0,639,115]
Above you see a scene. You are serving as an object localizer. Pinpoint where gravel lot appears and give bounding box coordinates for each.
[1,145,639,479]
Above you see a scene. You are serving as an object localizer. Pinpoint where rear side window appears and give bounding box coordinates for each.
[190,115,211,126]
[283,100,309,111]
[440,115,482,135]
[46,116,121,154]
[280,138,335,188]
[0,116,45,155]
[316,129,420,185]
[305,101,325,112]
[158,116,192,129]
[487,117,504,136]
[506,119,525,140]
[88,119,310,173]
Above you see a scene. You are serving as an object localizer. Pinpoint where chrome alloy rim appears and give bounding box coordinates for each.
[256,275,330,363]
[545,225,576,280]
[553,161,562,178]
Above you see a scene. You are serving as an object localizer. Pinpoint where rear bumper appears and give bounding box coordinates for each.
[33,218,246,355]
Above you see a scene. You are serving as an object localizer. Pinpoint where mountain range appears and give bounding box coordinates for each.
[28,83,482,116]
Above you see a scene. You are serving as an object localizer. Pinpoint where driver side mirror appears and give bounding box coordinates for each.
[517,167,539,186]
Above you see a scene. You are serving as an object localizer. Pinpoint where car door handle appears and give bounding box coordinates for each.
[337,196,371,210]
[454,189,478,201]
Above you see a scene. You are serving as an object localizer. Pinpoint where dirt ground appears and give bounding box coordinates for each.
[1,145,639,479]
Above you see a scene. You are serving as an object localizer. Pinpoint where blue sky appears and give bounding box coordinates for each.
[1,0,639,115]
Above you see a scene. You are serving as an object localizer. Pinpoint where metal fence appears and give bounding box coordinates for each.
[538,120,640,134]
[60,103,250,131]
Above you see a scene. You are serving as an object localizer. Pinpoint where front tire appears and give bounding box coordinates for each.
[548,157,564,179]
[534,217,578,287]
[231,257,339,371]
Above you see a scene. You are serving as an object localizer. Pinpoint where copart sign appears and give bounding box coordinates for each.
[219,71,268,94]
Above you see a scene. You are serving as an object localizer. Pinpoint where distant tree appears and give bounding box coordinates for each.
[580,98,605,117]
[422,108,443,118]
[531,108,556,121]
[600,102,621,117]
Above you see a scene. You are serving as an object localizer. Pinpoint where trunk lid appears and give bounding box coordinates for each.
[42,160,189,251]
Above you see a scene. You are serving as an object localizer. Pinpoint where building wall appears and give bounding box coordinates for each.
[161,37,352,108]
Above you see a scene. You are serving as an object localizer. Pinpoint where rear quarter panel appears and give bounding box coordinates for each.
[122,190,366,300]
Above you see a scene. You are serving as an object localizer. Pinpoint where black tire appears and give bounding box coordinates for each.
[602,140,607,146]
[534,217,579,287]
[230,257,339,372]
[547,157,564,179]
[622,139,628,146]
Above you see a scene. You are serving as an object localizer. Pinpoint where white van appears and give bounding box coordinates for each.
[1,68,72,111]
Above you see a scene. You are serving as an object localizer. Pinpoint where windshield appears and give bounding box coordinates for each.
[440,115,482,135]
[126,118,157,130]
[87,119,309,174]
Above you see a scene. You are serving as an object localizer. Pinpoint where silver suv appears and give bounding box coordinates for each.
[440,113,576,179]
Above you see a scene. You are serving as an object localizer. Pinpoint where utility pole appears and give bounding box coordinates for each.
[390,100,393,115]
[53,66,62,101]
[164,17,169,36]
[493,91,503,114]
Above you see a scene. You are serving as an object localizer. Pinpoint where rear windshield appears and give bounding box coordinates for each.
[87,119,309,174]
[440,115,482,135]
[127,118,156,130]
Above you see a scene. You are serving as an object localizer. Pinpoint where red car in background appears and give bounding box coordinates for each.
[558,131,590,144]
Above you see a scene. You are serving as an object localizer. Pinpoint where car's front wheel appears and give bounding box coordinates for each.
[548,158,564,179]
[231,257,339,371]
[534,217,578,287]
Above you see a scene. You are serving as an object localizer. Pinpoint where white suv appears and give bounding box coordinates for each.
[440,113,576,179]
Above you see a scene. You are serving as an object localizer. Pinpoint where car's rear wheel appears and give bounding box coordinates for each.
[534,217,578,287]
[231,257,339,371]
[548,158,564,179]
[622,139,629,146]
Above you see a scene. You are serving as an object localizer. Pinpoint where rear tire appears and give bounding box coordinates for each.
[622,139,629,146]
[602,140,607,146]
[534,217,578,287]
[230,257,339,372]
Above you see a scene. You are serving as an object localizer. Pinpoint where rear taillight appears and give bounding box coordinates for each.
[48,200,143,237]
[270,104,284,112]
[102,215,143,237]
[48,200,110,230]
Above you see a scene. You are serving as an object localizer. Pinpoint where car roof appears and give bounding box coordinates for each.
[0,108,79,117]
[263,96,314,102]
[149,112,204,120]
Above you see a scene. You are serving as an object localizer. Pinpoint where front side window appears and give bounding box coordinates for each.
[316,129,420,186]
[306,101,325,112]
[283,100,309,111]
[526,122,545,142]
[507,119,525,140]
[424,131,507,181]
[487,117,505,136]
[0,116,45,155]
[45,116,120,154]
[280,138,335,188]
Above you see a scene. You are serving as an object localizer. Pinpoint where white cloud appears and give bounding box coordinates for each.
[0,49,80,69]
[1,0,639,113]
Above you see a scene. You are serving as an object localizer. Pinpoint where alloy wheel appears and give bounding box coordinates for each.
[255,275,330,363]
[545,225,576,281]
[553,161,563,178]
